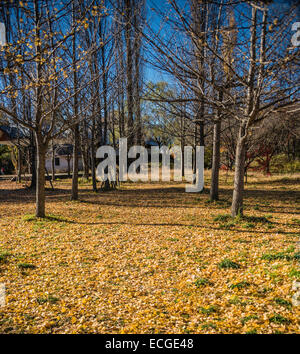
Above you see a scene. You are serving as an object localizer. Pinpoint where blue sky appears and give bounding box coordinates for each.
[143,0,300,86]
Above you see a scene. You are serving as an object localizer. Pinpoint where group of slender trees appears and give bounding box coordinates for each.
[0,0,145,216]
[0,0,299,218]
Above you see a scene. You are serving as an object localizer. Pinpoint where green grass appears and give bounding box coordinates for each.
[291,218,300,225]
[180,312,190,319]
[233,239,251,244]
[269,314,291,324]
[238,215,272,224]
[245,329,258,334]
[204,199,230,207]
[229,281,251,289]
[194,278,213,287]
[0,251,10,263]
[214,213,273,230]
[18,263,36,270]
[213,214,231,222]
[167,237,179,242]
[22,214,38,222]
[22,214,69,223]
[199,306,219,315]
[219,221,236,229]
[201,322,217,330]
[274,297,292,308]
[218,258,241,269]
[228,296,247,306]
[244,222,255,229]
[289,268,300,279]
[241,315,259,325]
[37,295,59,305]
[262,251,299,261]
[293,252,300,260]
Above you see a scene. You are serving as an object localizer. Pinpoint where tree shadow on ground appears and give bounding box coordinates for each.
[51,220,300,235]
[0,186,91,204]
[246,176,300,186]
[0,183,299,216]
[21,212,299,236]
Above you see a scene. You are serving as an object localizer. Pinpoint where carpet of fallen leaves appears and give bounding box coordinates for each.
[0,172,299,334]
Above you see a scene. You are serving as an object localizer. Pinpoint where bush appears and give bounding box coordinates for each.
[283,160,300,173]
[0,145,14,174]
[271,154,300,173]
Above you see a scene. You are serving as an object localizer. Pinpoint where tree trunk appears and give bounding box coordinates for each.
[180,105,186,177]
[91,145,97,192]
[133,8,142,146]
[101,45,108,145]
[199,120,204,146]
[125,0,134,147]
[51,141,55,181]
[71,125,79,200]
[81,122,89,179]
[17,146,22,183]
[292,138,296,160]
[71,3,79,200]
[231,6,256,217]
[83,150,89,179]
[112,104,116,149]
[120,93,125,138]
[29,131,37,189]
[91,116,97,192]
[35,139,46,217]
[210,119,221,201]
[210,90,223,201]
[231,125,246,217]
[67,156,71,178]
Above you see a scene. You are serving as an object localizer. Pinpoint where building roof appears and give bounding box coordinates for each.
[0,125,25,140]
[46,144,82,157]
[145,138,160,147]
[55,144,73,156]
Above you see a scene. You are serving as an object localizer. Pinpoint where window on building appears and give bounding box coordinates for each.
[55,157,60,166]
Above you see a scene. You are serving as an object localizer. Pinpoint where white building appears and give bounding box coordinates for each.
[45,144,83,173]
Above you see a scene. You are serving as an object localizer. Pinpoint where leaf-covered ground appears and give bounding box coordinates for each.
[0,172,299,333]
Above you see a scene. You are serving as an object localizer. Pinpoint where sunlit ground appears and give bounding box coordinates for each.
[0,171,299,333]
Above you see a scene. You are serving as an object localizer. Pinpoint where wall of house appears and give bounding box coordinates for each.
[45,156,83,173]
